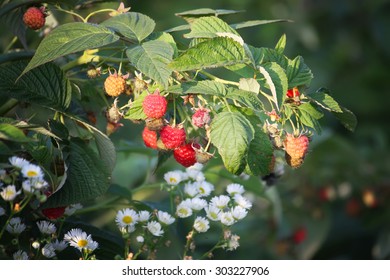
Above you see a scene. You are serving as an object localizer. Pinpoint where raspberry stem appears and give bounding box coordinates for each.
[84,9,117,22]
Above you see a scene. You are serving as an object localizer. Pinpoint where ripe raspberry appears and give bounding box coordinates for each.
[142,89,167,119]
[174,143,197,167]
[284,134,309,168]
[23,7,46,30]
[286,87,300,98]
[192,108,211,128]
[142,127,158,149]
[104,72,127,97]
[160,125,186,150]
[42,206,66,220]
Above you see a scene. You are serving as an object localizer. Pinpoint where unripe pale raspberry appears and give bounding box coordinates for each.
[160,125,186,150]
[174,143,197,167]
[192,108,211,128]
[142,89,167,119]
[284,134,309,168]
[104,74,126,97]
[23,7,46,30]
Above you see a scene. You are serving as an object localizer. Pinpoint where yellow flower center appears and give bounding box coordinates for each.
[77,239,88,248]
[199,187,205,194]
[169,177,177,183]
[122,216,132,224]
[178,208,188,215]
[210,212,218,219]
[27,170,38,177]
[6,190,15,197]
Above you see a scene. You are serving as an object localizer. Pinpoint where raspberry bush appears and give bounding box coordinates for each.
[0,1,357,260]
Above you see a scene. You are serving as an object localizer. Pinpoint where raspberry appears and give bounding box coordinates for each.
[23,7,46,30]
[142,89,167,119]
[160,125,186,150]
[286,87,300,98]
[42,206,66,220]
[192,108,211,128]
[174,143,197,167]
[104,72,127,97]
[284,134,309,168]
[142,127,158,149]
[292,227,306,244]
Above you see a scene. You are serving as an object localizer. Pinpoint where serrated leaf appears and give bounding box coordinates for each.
[165,24,189,33]
[43,138,111,207]
[308,88,342,113]
[21,22,120,75]
[287,56,313,88]
[297,102,324,132]
[0,141,12,155]
[124,91,148,120]
[210,111,254,175]
[147,32,178,57]
[176,8,243,21]
[126,40,174,89]
[0,123,31,142]
[331,106,357,132]
[169,37,246,71]
[101,12,155,43]
[239,78,260,93]
[24,135,52,165]
[258,62,288,110]
[168,80,227,96]
[0,61,71,110]
[261,47,289,68]
[230,19,291,30]
[275,34,287,53]
[184,16,239,39]
[225,88,263,111]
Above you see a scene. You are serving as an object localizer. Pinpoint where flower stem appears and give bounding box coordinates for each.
[183,230,195,259]
[199,243,223,260]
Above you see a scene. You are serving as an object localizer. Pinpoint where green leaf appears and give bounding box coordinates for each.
[21,22,120,75]
[275,34,287,53]
[0,61,72,110]
[107,184,132,200]
[24,135,53,166]
[239,78,260,93]
[44,138,111,207]
[225,88,263,111]
[308,88,342,113]
[147,32,178,57]
[126,40,174,89]
[287,56,313,88]
[168,80,227,97]
[169,37,246,71]
[0,123,31,142]
[184,16,239,39]
[154,151,173,174]
[230,19,291,30]
[124,91,148,120]
[297,102,324,132]
[176,8,243,22]
[0,141,12,155]
[258,62,288,110]
[101,12,155,43]
[165,24,190,33]
[331,106,357,132]
[210,111,254,175]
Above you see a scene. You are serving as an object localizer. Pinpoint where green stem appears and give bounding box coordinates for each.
[0,99,19,116]
[84,9,116,22]
[199,243,223,260]
[183,230,195,259]
[53,7,85,22]
[199,70,239,86]
[132,183,164,194]
[4,36,18,53]
[222,98,232,112]
[0,203,14,240]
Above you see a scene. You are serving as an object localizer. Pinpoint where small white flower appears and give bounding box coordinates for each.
[51,240,68,252]
[196,181,214,197]
[42,243,56,258]
[6,217,26,234]
[220,212,235,226]
[64,203,83,216]
[31,179,48,190]
[205,205,221,221]
[231,206,248,220]
[233,194,252,209]
[226,183,245,196]
[37,220,57,235]
[157,210,175,225]
[193,216,210,233]
[136,236,144,243]
[115,208,138,229]
[22,180,33,193]
[184,182,199,198]
[9,156,29,169]
[64,228,98,252]
[119,224,136,234]
[21,163,44,180]
[146,221,164,236]
[226,234,240,251]
[176,201,193,218]
[210,195,230,209]
[32,241,40,249]
[189,197,207,211]
[0,206,5,216]
[13,250,28,260]
[187,163,203,172]
[164,171,183,186]
[138,210,151,222]
[186,169,205,182]
[1,185,21,201]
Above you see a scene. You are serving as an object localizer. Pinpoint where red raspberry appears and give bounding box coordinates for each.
[23,7,46,30]
[142,127,158,149]
[192,108,211,128]
[174,143,197,167]
[292,227,306,244]
[42,206,66,220]
[284,134,309,168]
[104,72,127,97]
[286,87,300,98]
[142,89,167,118]
[160,125,186,150]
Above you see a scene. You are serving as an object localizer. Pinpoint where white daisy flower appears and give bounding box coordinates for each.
[186,168,205,182]
[220,212,235,226]
[225,234,240,251]
[64,203,83,216]
[51,239,68,252]
[226,183,245,196]
[205,205,221,221]
[136,236,144,243]
[119,224,136,234]
[146,221,164,236]
[164,171,183,186]
[337,182,352,198]
[31,179,48,190]
[115,208,138,230]
[187,163,203,172]
[13,250,28,260]
[184,182,199,198]
[193,217,210,233]
[189,197,207,211]
[231,206,248,220]
[0,206,5,216]
[233,194,252,210]
[64,228,98,252]
[196,181,214,197]
[42,243,56,258]
[176,201,193,218]
[21,163,44,180]
[9,156,29,169]
[157,210,175,225]
[6,217,26,234]
[210,195,230,210]
[1,185,21,201]
[138,210,151,222]
[36,220,57,235]
[22,180,33,193]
